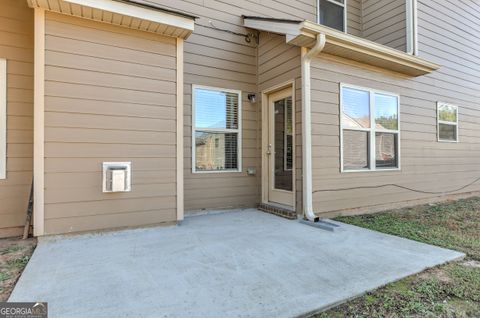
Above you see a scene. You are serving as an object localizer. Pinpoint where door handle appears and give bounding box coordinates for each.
[266,144,272,155]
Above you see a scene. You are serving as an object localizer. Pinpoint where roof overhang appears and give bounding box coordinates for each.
[244,17,439,77]
[27,0,196,39]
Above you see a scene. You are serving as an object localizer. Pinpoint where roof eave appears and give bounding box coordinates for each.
[243,17,440,77]
[27,0,195,39]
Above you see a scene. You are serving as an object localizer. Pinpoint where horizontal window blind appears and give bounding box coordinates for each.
[193,86,241,172]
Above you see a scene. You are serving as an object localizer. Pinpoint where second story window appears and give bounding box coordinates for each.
[317,0,346,32]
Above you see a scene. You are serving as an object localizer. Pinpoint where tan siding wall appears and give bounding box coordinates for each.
[258,33,302,213]
[362,0,407,51]
[310,0,480,215]
[347,0,362,37]
[144,0,316,212]
[0,0,33,235]
[43,13,177,234]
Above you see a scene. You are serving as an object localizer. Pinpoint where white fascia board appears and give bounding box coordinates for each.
[64,0,194,31]
[243,18,300,38]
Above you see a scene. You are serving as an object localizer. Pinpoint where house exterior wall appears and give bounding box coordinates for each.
[257,33,303,213]
[42,12,178,234]
[1,0,478,236]
[310,0,480,216]
[362,0,407,52]
[347,0,362,37]
[0,0,34,237]
[142,0,317,212]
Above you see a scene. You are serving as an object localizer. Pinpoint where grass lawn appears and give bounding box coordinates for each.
[316,197,480,318]
[0,237,36,301]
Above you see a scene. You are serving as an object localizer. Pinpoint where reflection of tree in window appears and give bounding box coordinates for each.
[341,86,399,171]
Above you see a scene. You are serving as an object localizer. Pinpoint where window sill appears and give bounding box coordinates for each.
[341,168,401,173]
[192,170,243,174]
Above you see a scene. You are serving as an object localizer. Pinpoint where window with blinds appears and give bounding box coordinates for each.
[192,86,242,172]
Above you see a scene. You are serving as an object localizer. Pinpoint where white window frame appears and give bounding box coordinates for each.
[437,102,459,143]
[317,0,348,33]
[192,85,242,174]
[340,83,401,173]
[0,58,6,179]
[406,0,419,55]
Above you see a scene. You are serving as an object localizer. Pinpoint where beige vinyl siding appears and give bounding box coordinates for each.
[43,13,177,234]
[362,0,407,52]
[0,0,34,236]
[257,33,302,213]
[144,0,316,212]
[310,0,480,215]
[347,0,362,37]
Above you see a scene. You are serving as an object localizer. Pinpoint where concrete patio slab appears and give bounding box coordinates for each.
[10,210,464,318]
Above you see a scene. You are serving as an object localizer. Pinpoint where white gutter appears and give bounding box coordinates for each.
[301,33,326,222]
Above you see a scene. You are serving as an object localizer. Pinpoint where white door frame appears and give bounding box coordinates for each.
[261,80,296,209]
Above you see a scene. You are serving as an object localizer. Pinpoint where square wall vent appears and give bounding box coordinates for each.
[102,162,131,193]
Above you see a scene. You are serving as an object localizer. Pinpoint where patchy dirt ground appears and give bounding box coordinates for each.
[0,237,36,301]
[315,197,480,318]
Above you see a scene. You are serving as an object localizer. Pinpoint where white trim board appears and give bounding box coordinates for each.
[0,58,6,180]
[176,38,184,221]
[64,0,194,30]
[33,8,45,236]
[27,0,194,39]
[406,0,419,55]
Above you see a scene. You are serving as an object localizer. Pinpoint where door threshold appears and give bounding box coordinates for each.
[258,203,297,220]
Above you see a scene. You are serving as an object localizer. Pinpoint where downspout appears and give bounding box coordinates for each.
[301,33,326,222]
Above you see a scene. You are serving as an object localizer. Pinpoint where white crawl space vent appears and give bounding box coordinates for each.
[102,162,131,193]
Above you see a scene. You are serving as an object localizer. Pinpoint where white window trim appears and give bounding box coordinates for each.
[406,0,419,55]
[191,84,242,174]
[340,83,401,173]
[437,102,459,143]
[0,58,6,179]
[317,0,348,33]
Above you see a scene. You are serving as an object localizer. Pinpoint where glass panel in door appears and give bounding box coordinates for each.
[273,97,293,191]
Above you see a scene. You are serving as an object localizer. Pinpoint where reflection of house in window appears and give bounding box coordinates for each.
[375,132,397,168]
[193,86,241,172]
[195,132,237,171]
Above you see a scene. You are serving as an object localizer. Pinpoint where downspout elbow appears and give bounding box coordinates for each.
[301,34,326,222]
[303,34,326,62]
